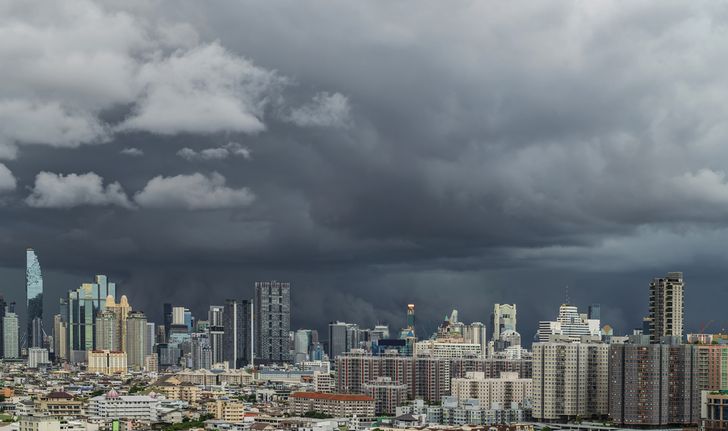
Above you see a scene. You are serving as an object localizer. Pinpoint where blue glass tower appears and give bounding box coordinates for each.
[26,249,43,348]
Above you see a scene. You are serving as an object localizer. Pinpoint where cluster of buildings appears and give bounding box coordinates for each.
[0,250,726,431]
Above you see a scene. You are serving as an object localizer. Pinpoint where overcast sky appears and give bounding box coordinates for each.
[3,0,728,340]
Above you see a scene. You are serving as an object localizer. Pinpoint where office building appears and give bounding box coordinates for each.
[588,304,601,320]
[125,311,147,370]
[53,314,67,361]
[3,311,18,359]
[105,295,131,352]
[26,249,43,348]
[648,272,684,342]
[609,336,698,427]
[66,275,116,356]
[491,304,517,343]
[145,322,155,357]
[532,340,609,421]
[95,309,119,351]
[223,299,251,369]
[208,305,225,365]
[163,303,173,339]
[294,329,313,364]
[463,322,487,357]
[191,333,212,370]
[254,280,291,363]
[329,321,360,359]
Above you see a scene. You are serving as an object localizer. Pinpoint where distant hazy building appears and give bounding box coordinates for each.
[294,329,313,364]
[329,321,359,359]
[463,322,487,357]
[95,309,119,351]
[648,272,684,343]
[67,275,116,356]
[491,304,517,342]
[105,295,132,352]
[145,322,155,357]
[53,314,67,361]
[532,340,609,421]
[26,249,44,348]
[255,281,291,363]
[28,347,49,368]
[609,336,698,427]
[3,311,18,359]
[208,306,224,365]
[126,311,147,370]
[191,333,212,370]
[223,299,251,368]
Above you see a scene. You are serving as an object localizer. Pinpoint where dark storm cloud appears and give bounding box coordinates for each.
[2,0,728,340]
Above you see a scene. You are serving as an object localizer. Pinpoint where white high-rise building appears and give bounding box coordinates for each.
[537,304,600,342]
[3,312,18,359]
[172,307,186,326]
[27,347,49,368]
[451,371,532,409]
[532,341,609,421]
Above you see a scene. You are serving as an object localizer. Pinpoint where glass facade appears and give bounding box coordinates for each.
[26,249,43,348]
[67,275,116,353]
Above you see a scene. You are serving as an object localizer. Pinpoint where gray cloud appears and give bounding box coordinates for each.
[134,172,255,210]
[3,0,728,338]
[25,172,133,208]
[120,147,144,157]
[177,142,251,161]
[0,164,16,192]
[286,92,351,128]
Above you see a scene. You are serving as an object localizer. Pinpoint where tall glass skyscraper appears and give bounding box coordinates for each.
[26,249,43,348]
[67,275,116,357]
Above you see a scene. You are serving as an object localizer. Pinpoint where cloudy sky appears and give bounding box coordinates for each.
[3,0,728,340]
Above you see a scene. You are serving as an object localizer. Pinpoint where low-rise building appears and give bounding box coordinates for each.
[205,399,247,422]
[289,392,375,417]
[34,392,83,418]
[88,389,159,423]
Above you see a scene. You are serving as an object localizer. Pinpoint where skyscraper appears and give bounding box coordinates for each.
[3,310,18,359]
[491,304,517,342]
[26,249,43,348]
[208,305,225,365]
[223,299,251,369]
[105,295,132,352]
[0,296,5,358]
[67,275,116,358]
[648,272,684,343]
[95,309,119,351]
[254,281,291,363]
[145,322,155,357]
[53,314,67,361]
[163,303,173,339]
[126,311,147,370]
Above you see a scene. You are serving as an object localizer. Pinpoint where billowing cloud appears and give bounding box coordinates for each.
[120,147,144,156]
[116,43,285,135]
[0,164,16,192]
[177,142,251,161]
[287,92,350,127]
[134,172,254,209]
[25,172,133,208]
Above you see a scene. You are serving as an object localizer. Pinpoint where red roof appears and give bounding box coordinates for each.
[290,392,373,402]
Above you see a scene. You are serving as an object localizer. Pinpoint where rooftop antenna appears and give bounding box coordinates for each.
[565,285,570,305]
